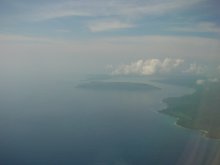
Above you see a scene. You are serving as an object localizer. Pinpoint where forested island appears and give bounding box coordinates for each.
[77,81,160,91]
[160,81,220,139]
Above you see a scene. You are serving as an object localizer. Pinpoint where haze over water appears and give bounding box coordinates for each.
[0,74,219,165]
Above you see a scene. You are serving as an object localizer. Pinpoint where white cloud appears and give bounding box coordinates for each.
[118,0,203,17]
[171,22,220,33]
[183,63,207,75]
[88,20,136,32]
[4,0,207,33]
[196,78,219,85]
[28,1,93,21]
[23,0,204,22]
[112,58,184,75]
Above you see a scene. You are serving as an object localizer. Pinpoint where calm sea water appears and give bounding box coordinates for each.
[0,75,219,165]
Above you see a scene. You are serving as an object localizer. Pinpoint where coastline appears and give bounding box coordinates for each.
[159,86,220,140]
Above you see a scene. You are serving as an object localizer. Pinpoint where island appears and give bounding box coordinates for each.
[160,81,220,139]
[77,81,160,91]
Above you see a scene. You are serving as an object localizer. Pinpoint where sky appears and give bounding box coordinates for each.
[0,0,220,77]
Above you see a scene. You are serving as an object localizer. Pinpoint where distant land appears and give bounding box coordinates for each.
[77,81,160,91]
[160,80,220,139]
[154,75,204,88]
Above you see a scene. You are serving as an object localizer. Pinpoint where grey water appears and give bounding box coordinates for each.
[0,74,219,165]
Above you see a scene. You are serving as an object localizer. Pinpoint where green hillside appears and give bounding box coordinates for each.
[161,82,220,139]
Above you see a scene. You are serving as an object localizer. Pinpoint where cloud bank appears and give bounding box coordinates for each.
[28,0,203,21]
[112,58,184,75]
[111,58,220,77]
[183,63,207,75]
[15,0,206,32]
[172,22,220,34]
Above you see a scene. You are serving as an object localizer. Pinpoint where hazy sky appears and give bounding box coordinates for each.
[0,0,220,76]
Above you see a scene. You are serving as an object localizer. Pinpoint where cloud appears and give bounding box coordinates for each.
[183,63,207,75]
[117,0,203,17]
[196,78,219,85]
[28,2,93,21]
[171,22,220,34]
[88,20,136,32]
[112,58,184,75]
[20,0,205,23]
[1,0,209,34]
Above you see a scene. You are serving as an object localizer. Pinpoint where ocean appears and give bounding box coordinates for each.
[0,74,219,165]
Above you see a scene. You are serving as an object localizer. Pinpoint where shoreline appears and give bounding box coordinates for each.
[159,88,220,140]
